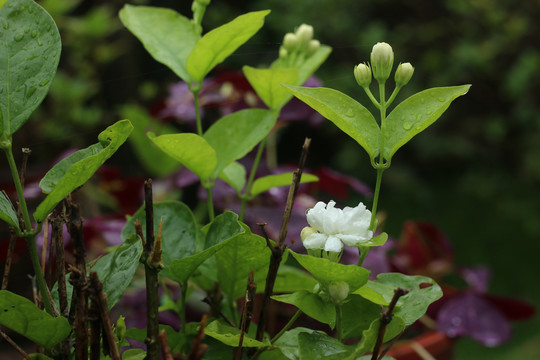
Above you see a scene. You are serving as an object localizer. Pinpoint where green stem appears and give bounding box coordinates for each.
[3,145,54,315]
[336,305,343,341]
[192,89,203,136]
[369,167,384,231]
[385,85,402,108]
[239,138,266,221]
[205,184,215,221]
[363,86,381,109]
[271,309,301,344]
[179,281,188,337]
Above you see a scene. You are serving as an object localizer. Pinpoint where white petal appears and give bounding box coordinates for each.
[324,235,343,253]
[306,201,328,231]
[303,233,328,249]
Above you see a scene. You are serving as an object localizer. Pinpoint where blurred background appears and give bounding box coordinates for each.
[2,0,539,358]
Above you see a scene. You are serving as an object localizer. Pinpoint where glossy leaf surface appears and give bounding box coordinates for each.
[0,191,18,229]
[34,120,133,222]
[382,85,471,160]
[119,5,199,82]
[204,108,277,178]
[0,0,61,137]
[354,273,443,325]
[298,331,354,360]
[243,66,298,109]
[186,10,270,81]
[205,320,267,347]
[291,251,369,292]
[250,172,318,198]
[273,290,336,327]
[148,132,217,181]
[0,290,69,349]
[219,161,246,193]
[284,85,380,161]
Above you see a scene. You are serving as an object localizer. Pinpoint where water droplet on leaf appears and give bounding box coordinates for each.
[3,23,8,30]
[420,98,425,104]
[14,33,23,42]
[345,109,354,118]
[403,122,412,130]
[39,79,49,87]
[31,30,38,38]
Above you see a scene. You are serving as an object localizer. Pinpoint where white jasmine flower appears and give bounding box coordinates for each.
[301,200,373,253]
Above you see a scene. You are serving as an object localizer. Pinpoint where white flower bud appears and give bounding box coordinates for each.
[295,24,314,43]
[370,42,394,83]
[394,62,414,87]
[307,39,320,55]
[354,63,372,88]
[327,281,350,303]
[283,33,298,52]
[279,46,288,59]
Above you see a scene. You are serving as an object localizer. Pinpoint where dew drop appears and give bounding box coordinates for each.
[26,86,37,98]
[438,97,446,102]
[39,79,50,87]
[420,98,425,104]
[426,110,432,115]
[403,122,412,130]
[37,39,43,46]
[0,88,4,94]
[345,109,354,117]
[31,30,38,38]
[14,33,23,42]
[3,23,9,30]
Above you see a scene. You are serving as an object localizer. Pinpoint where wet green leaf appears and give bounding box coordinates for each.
[119,5,199,82]
[243,66,299,109]
[0,290,69,349]
[205,320,268,347]
[250,172,318,198]
[186,10,270,81]
[273,290,336,327]
[345,315,405,359]
[273,264,318,293]
[0,0,61,137]
[90,234,143,309]
[219,161,246,194]
[34,120,133,222]
[0,191,18,229]
[284,85,380,161]
[354,273,443,325]
[204,109,278,178]
[290,251,370,292]
[148,132,217,182]
[382,85,471,161]
[298,331,354,360]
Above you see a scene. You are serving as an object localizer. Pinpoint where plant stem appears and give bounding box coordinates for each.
[271,309,301,344]
[240,138,266,221]
[363,86,381,109]
[336,305,344,341]
[385,85,401,108]
[205,184,215,221]
[369,167,384,232]
[3,145,54,314]
[179,281,188,337]
[193,89,203,136]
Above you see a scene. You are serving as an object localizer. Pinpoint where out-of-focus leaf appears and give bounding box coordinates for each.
[243,66,299,109]
[219,161,246,194]
[250,172,318,198]
[205,320,268,347]
[0,191,18,229]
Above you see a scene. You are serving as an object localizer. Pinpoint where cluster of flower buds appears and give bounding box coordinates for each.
[353,42,414,88]
[279,24,320,62]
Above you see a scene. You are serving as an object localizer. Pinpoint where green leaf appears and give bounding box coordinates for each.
[148,132,217,182]
[359,232,388,247]
[122,349,147,360]
[284,85,380,161]
[204,109,278,177]
[167,212,244,284]
[340,294,380,339]
[186,10,270,81]
[0,191,18,229]
[34,120,133,222]
[243,66,299,109]
[266,327,314,360]
[121,201,201,275]
[298,331,354,360]
[216,230,271,300]
[0,0,61,137]
[119,5,199,82]
[273,290,336,327]
[120,104,180,177]
[250,172,318,198]
[0,290,70,349]
[204,320,268,347]
[90,234,143,309]
[354,273,443,325]
[345,316,405,360]
[296,45,332,85]
[219,161,246,194]
[382,85,471,161]
[273,264,318,293]
[290,251,370,292]
[125,324,184,354]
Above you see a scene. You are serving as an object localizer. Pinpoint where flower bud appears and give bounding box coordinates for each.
[307,39,320,55]
[279,46,288,59]
[283,33,298,52]
[327,281,350,303]
[296,24,314,43]
[354,63,372,88]
[394,62,414,87]
[301,226,317,242]
[370,42,394,83]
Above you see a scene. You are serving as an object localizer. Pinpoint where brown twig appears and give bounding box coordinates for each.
[188,314,208,360]
[0,328,32,360]
[40,216,49,276]
[255,138,311,342]
[159,329,174,360]
[53,217,68,317]
[234,271,257,360]
[19,148,31,188]
[1,228,17,290]
[89,272,121,360]
[67,201,88,360]
[202,284,235,327]
[143,179,161,359]
[134,219,145,248]
[371,288,409,360]
[89,290,101,360]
